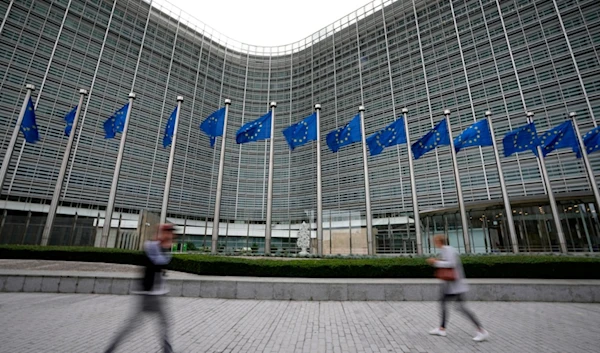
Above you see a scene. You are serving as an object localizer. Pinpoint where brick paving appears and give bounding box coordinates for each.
[0,293,599,353]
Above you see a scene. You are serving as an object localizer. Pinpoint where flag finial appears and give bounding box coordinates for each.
[526,111,534,124]
[224,99,231,105]
[485,110,492,117]
[314,104,321,110]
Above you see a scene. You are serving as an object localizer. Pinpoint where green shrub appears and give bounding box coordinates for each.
[1,245,599,279]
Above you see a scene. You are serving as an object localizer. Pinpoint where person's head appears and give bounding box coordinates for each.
[157,223,176,247]
[432,234,447,249]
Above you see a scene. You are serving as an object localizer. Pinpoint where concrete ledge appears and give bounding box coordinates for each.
[182,280,201,297]
[110,279,131,295]
[4,276,25,292]
[41,277,60,293]
[93,278,112,294]
[58,277,77,293]
[23,276,43,292]
[75,278,95,294]
[0,273,598,302]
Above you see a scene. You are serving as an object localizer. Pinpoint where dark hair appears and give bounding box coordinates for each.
[160,223,175,231]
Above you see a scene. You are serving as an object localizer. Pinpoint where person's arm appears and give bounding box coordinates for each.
[144,241,171,265]
[433,246,456,268]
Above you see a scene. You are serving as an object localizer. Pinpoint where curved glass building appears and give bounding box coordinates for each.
[0,0,599,254]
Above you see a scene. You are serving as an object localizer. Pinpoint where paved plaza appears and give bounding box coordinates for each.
[0,293,599,353]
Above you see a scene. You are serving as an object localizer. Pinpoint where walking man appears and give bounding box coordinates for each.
[104,223,176,353]
[427,234,489,342]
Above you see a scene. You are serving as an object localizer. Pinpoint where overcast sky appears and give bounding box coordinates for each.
[166,0,372,46]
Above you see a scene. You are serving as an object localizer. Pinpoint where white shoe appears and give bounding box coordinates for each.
[428,328,447,337]
[473,329,489,342]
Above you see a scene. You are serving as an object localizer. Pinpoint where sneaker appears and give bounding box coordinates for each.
[428,328,447,337]
[473,329,489,342]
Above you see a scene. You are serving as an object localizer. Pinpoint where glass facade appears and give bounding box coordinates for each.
[0,0,599,253]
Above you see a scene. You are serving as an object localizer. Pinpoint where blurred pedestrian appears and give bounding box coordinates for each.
[427,234,489,342]
[104,223,176,353]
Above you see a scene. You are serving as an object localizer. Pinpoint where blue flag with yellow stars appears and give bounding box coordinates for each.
[20,97,40,143]
[163,106,178,148]
[200,107,226,148]
[454,119,493,153]
[63,106,77,137]
[103,103,129,139]
[326,114,362,153]
[502,122,539,157]
[366,117,407,156]
[577,126,600,157]
[539,121,578,157]
[411,119,450,160]
[282,112,317,150]
[236,110,272,144]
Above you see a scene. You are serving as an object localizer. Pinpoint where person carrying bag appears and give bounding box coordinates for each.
[104,224,176,353]
[426,234,489,342]
[435,266,457,282]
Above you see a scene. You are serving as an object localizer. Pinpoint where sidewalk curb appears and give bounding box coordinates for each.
[1,273,598,302]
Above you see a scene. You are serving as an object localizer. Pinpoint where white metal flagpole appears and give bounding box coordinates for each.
[0,84,35,191]
[315,104,323,256]
[486,110,519,253]
[41,88,88,245]
[570,112,600,237]
[211,99,231,254]
[445,109,472,253]
[265,102,277,255]
[402,108,422,254]
[358,106,374,255]
[527,111,567,253]
[160,96,184,224]
[100,92,136,248]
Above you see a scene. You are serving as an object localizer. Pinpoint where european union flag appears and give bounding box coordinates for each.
[163,106,178,148]
[63,106,77,137]
[539,121,579,157]
[579,126,600,157]
[103,103,129,139]
[411,119,450,160]
[236,110,272,144]
[326,114,362,153]
[502,122,539,157]
[20,97,39,143]
[366,117,407,156]
[454,119,493,153]
[200,107,226,148]
[282,112,317,150]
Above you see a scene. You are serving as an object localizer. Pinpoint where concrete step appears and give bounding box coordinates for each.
[1,271,598,302]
